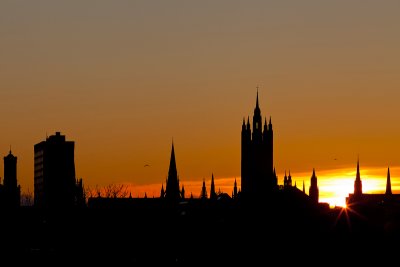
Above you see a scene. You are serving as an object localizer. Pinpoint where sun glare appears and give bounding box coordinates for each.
[291,166,398,208]
[122,167,398,208]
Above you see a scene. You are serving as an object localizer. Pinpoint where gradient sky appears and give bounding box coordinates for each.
[1,1,400,205]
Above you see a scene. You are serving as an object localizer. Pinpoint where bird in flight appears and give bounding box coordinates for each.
[144,164,150,167]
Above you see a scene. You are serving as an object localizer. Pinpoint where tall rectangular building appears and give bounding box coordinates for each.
[34,132,76,208]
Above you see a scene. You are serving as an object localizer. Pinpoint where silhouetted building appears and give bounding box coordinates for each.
[0,150,21,207]
[165,142,182,201]
[284,171,293,188]
[75,177,85,207]
[346,165,400,206]
[241,91,275,199]
[309,169,319,204]
[34,132,82,208]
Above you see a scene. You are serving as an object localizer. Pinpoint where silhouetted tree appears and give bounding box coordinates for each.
[86,183,130,198]
[20,188,33,206]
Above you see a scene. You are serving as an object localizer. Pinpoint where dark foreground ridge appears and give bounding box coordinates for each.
[1,189,400,266]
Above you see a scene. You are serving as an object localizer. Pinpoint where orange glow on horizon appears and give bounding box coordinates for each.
[291,166,399,208]
[105,166,400,209]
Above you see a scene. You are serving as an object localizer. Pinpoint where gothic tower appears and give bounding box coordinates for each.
[309,169,319,204]
[3,150,20,207]
[165,142,181,201]
[241,91,275,200]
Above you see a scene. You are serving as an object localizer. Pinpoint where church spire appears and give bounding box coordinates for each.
[264,117,268,132]
[386,167,392,195]
[210,173,217,200]
[252,90,262,136]
[169,141,177,176]
[200,178,207,199]
[233,177,238,199]
[284,171,288,187]
[256,88,259,109]
[181,184,185,199]
[309,168,319,204]
[354,158,362,196]
[165,141,180,201]
[160,183,165,198]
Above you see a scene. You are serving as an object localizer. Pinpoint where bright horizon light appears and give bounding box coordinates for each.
[98,166,399,208]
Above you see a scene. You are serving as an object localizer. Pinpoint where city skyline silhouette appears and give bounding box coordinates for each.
[1,1,400,207]
[1,1,400,264]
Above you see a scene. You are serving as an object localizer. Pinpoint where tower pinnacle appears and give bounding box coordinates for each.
[354,158,362,196]
[386,167,392,195]
[256,87,259,109]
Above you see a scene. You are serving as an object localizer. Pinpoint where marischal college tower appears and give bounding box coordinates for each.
[241,91,277,199]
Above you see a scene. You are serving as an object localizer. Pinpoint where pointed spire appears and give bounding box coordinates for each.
[201,178,207,199]
[181,184,185,199]
[160,183,165,198]
[284,170,288,186]
[210,173,216,200]
[263,117,268,132]
[233,177,238,199]
[294,181,297,188]
[266,116,272,132]
[169,141,177,176]
[354,158,362,196]
[309,168,319,204]
[302,180,305,193]
[256,87,259,109]
[386,167,392,195]
[165,141,180,200]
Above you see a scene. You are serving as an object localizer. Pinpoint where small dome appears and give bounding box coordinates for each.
[217,192,231,201]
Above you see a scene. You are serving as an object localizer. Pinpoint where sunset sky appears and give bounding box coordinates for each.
[1,1,400,206]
